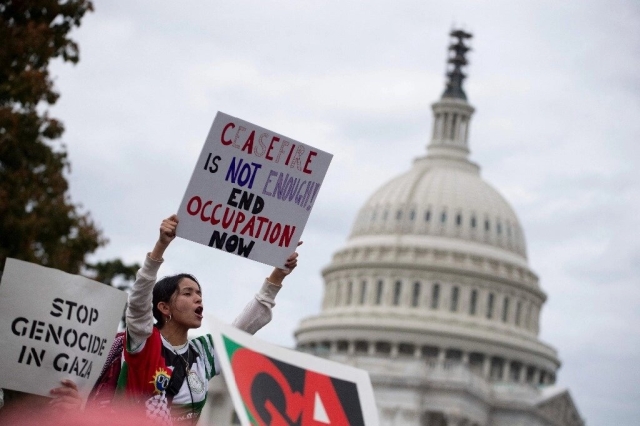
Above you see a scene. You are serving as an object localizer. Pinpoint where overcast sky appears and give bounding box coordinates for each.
[48,1,639,424]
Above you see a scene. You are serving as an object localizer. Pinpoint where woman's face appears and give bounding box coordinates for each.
[169,278,203,329]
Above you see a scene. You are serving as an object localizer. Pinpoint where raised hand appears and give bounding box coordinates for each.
[268,241,302,286]
[158,214,178,246]
[150,214,179,261]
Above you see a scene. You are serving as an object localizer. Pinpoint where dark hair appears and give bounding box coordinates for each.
[152,273,200,328]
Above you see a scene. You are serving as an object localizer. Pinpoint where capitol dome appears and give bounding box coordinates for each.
[293,30,584,426]
[351,148,527,260]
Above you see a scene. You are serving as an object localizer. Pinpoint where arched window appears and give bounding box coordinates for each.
[487,293,495,319]
[359,281,367,305]
[490,357,504,380]
[450,286,459,312]
[510,362,522,382]
[450,114,458,139]
[443,113,449,137]
[421,346,438,358]
[515,300,522,326]
[398,343,415,356]
[375,341,391,354]
[318,341,330,355]
[456,213,462,226]
[393,281,402,305]
[469,289,478,315]
[346,281,353,305]
[431,283,440,309]
[375,280,384,305]
[411,282,421,307]
[425,210,431,222]
[355,341,368,353]
[441,211,447,223]
[539,371,546,385]
[502,297,509,322]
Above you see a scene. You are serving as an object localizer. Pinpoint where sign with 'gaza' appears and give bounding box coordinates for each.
[208,316,379,426]
[0,258,127,401]
[177,112,333,268]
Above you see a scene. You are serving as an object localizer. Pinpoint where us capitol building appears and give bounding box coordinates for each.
[204,30,585,426]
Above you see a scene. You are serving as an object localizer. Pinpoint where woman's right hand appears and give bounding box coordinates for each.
[159,214,178,246]
[150,215,178,261]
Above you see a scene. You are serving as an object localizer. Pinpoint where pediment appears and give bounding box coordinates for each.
[536,388,584,426]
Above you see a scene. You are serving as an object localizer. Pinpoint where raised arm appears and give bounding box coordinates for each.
[126,215,177,350]
[232,243,301,334]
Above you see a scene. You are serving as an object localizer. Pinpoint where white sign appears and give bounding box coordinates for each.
[0,258,127,401]
[177,112,333,268]
[209,316,379,426]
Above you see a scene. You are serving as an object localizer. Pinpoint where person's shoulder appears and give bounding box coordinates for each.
[189,334,215,350]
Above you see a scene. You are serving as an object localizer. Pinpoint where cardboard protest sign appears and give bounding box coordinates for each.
[208,316,378,426]
[0,258,127,401]
[177,112,333,268]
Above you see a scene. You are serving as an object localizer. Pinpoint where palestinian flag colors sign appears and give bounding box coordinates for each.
[209,317,378,426]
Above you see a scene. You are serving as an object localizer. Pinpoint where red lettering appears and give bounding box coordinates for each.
[230,347,352,426]
[221,122,235,145]
[232,211,246,233]
[279,225,296,248]
[275,140,290,163]
[211,204,222,225]
[200,200,213,222]
[239,215,257,237]
[301,371,350,425]
[222,207,235,229]
[269,223,282,244]
[284,144,296,165]
[265,136,280,161]
[265,400,295,426]
[303,150,318,174]
[186,196,202,215]
[231,349,303,425]
[241,130,256,154]
[255,216,269,238]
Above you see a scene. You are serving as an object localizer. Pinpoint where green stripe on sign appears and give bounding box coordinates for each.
[222,334,243,358]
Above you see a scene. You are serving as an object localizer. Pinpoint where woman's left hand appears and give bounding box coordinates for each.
[268,241,302,285]
[49,379,82,412]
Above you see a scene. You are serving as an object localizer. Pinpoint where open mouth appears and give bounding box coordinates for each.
[195,306,203,318]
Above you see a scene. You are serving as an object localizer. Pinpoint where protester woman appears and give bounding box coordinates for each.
[119,214,299,424]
